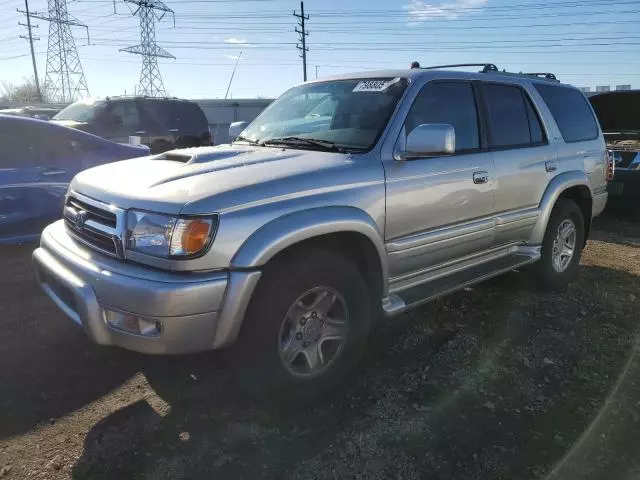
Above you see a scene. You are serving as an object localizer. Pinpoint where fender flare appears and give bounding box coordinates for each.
[231,206,389,292]
[529,170,591,245]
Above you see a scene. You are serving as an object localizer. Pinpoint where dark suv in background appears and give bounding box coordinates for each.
[51,96,212,153]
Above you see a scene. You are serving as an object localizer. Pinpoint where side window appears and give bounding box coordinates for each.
[108,102,141,127]
[525,98,545,144]
[0,122,29,167]
[534,84,599,143]
[405,82,480,151]
[483,84,532,148]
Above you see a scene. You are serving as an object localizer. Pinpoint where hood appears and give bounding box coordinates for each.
[70,144,362,215]
[589,91,640,134]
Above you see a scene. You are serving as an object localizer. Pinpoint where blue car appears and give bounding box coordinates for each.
[0,114,149,244]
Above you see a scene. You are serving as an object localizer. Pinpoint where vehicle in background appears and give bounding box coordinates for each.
[34,65,608,399]
[0,106,61,121]
[0,115,149,244]
[589,90,640,202]
[51,97,212,154]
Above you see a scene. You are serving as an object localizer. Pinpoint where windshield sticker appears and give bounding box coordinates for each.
[353,78,400,92]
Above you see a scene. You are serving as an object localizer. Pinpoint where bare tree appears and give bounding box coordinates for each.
[0,77,43,103]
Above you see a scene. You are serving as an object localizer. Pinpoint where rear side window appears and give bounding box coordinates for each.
[484,84,537,148]
[534,84,599,143]
[166,102,208,131]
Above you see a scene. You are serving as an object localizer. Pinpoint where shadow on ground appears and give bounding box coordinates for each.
[0,245,144,439]
[71,263,640,480]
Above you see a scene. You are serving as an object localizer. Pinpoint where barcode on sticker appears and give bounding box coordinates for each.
[353,79,398,92]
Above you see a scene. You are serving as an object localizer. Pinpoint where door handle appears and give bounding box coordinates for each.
[41,168,67,176]
[135,130,146,135]
[545,161,558,172]
[473,171,489,184]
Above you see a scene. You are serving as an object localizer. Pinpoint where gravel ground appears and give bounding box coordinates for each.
[1,211,640,480]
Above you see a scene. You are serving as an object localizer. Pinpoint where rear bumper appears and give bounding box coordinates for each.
[592,191,608,218]
[33,221,259,354]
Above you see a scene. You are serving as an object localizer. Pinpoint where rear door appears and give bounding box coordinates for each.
[480,82,555,245]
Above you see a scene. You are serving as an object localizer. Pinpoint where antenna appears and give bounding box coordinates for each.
[120,0,175,97]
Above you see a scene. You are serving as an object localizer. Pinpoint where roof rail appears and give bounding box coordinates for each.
[423,63,498,73]
[522,72,558,81]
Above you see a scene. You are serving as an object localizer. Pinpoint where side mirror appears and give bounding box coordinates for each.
[396,124,455,160]
[228,121,248,141]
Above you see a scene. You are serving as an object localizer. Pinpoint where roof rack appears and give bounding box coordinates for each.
[521,72,558,81]
[423,63,498,73]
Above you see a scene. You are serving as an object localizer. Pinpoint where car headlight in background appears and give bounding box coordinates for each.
[126,210,217,258]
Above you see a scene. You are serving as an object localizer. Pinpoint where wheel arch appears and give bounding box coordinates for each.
[529,171,593,245]
[231,206,389,298]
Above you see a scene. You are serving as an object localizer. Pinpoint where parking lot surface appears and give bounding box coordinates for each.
[1,212,640,480]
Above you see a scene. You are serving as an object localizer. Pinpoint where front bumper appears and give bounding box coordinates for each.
[33,221,260,354]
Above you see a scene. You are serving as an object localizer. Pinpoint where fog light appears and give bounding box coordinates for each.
[104,309,161,337]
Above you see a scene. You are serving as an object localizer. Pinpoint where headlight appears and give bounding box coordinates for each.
[126,210,217,259]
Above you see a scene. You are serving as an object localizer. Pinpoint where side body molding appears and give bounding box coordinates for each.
[231,206,389,293]
[528,170,591,245]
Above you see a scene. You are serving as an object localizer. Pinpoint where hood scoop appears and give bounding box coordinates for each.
[154,152,194,163]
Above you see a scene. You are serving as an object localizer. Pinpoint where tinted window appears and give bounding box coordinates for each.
[535,84,599,142]
[0,122,28,167]
[108,102,141,127]
[405,82,479,151]
[148,101,208,132]
[525,98,545,144]
[484,84,531,148]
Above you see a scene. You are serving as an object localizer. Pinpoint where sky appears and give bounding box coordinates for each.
[0,0,639,100]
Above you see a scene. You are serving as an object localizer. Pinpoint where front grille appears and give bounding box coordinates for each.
[67,197,117,227]
[64,195,122,257]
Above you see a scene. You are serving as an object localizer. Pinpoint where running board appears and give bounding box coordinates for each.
[382,252,539,316]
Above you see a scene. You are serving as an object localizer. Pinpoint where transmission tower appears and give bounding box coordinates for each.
[121,0,175,98]
[29,0,90,102]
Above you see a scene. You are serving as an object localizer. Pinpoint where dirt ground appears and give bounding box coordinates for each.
[1,210,640,480]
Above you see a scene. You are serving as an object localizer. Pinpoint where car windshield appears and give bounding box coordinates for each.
[236,77,408,151]
[53,99,107,122]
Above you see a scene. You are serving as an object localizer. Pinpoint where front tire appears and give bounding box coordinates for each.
[234,247,371,400]
[534,199,585,289]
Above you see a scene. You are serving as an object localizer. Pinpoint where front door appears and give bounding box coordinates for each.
[383,80,496,281]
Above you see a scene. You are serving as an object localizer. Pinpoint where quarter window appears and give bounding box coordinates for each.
[405,82,480,152]
[534,83,599,143]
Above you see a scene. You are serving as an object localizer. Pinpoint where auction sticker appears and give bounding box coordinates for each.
[353,78,400,92]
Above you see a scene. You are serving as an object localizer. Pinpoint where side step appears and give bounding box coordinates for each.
[382,252,538,316]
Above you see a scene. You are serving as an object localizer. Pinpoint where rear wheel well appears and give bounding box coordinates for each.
[265,232,384,313]
[558,186,592,244]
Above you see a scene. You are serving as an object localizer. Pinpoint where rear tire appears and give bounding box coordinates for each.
[533,198,585,290]
[233,247,371,401]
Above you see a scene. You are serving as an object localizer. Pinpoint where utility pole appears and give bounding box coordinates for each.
[293,1,309,82]
[121,0,175,97]
[17,0,43,102]
[28,0,90,102]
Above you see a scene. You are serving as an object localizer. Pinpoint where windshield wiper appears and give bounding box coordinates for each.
[261,136,358,153]
[232,135,260,145]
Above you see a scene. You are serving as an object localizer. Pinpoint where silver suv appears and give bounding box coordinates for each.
[33,65,610,397]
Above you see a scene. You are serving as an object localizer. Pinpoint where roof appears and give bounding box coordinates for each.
[310,67,574,89]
